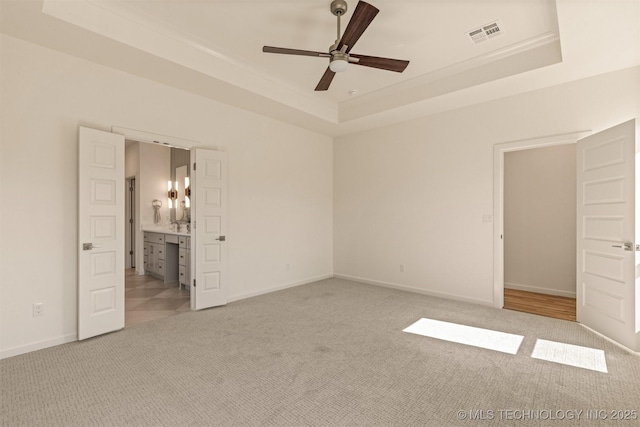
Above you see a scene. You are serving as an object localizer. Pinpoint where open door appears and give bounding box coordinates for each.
[577,119,639,351]
[191,148,228,310]
[78,127,125,340]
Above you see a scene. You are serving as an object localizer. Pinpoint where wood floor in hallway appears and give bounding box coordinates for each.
[504,288,576,322]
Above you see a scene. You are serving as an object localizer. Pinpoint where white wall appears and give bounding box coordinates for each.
[0,35,333,358]
[132,142,172,272]
[138,143,171,229]
[334,66,639,305]
[124,142,139,179]
[504,144,577,297]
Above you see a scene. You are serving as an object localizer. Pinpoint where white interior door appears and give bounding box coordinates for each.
[577,119,638,351]
[191,148,228,310]
[78,127,125,340]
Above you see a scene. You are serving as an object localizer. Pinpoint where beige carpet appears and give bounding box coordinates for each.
[2,278,639,426]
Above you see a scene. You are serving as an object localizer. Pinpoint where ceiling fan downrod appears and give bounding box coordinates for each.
[329,0,350,72]
[331,0,348,46]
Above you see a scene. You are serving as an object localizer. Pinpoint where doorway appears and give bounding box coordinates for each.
[493,121,639,352]
[116,126,229,312]
[502,144,577,321]
[79,126,229,340]
[492,130,591,309]
[124,140,191,327]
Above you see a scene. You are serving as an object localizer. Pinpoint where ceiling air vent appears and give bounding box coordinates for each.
[466,20,503,44]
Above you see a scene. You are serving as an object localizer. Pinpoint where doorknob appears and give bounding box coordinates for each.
[82,243,103,251]
[611,242,633,251]
[215,236,226,242]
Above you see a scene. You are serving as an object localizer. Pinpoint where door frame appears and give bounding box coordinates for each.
[112,126,225,151]
[125,177,136,269]
[492,130,591,309]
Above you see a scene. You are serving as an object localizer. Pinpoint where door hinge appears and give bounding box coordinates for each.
[193,162,196,171]
[129,250,133,255]
[129,186,133,192]
[193,279,196,288]
[129,218,133,224]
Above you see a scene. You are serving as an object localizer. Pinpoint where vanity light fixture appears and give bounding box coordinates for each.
[167,181,178,208]
[184,176,191,208]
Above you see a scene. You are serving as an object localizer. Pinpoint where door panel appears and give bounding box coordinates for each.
[78,127,125,340]
[577,119,638,351]
[192,148,227,310]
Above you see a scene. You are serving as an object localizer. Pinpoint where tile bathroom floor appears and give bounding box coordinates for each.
[125,268,191,327]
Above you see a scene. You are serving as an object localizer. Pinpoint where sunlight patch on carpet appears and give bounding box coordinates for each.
[531,339,608,373]
[403,318,524,354]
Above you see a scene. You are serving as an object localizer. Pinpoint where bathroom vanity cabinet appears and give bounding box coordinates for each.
[144,232,165,278]
[143,231,191,288]
[178,235,191,290]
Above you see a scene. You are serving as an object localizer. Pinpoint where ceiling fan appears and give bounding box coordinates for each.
[262,0,410,91]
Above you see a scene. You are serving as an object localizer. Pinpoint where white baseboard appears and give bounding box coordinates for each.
[578,323,639,354]
[333,274,494,307]
[2,273,500,359]
[227,273,333,303]
[1,275,334,360]
[0,333,77,360]
[504,282,576,298]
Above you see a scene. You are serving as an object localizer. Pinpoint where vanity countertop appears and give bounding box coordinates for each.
[143,227,190,237]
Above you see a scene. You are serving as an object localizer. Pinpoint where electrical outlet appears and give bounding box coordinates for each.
[400,264,405,272]
[33,303,44,317]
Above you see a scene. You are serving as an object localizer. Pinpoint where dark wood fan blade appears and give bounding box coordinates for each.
[337,1,379,53]
[315,67,336,91]
[263,46,329,58]
[350,54,409,73]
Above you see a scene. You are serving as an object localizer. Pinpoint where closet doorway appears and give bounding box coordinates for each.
[494,122,638,351]
[503,143,577,321]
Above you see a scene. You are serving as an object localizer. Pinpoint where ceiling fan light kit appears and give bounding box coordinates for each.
[329,54,349,72]
[262,0,410,91]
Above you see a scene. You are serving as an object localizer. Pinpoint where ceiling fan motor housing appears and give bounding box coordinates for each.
[331,0,348,16]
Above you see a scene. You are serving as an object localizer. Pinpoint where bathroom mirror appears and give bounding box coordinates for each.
[175,165,189,221]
